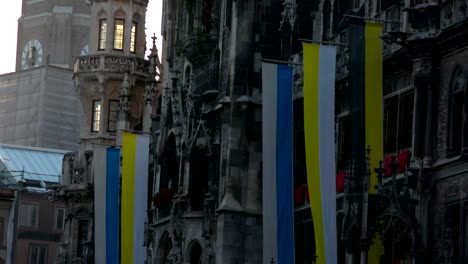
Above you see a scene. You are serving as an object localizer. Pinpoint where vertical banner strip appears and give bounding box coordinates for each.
[276,65,295,264]
[121,133,137,264]
[365,22,386,263]
[318,45,337,264]
[262,63,278,264]
[93,146,107,264]
[133,135,150,263]
[107,147,121,264]
[365,22,383,194]
[303,43,327,263]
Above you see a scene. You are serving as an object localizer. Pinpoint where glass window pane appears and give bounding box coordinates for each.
[384,97,398,154]
[131,22,136,52]
[92,100,101,132]
[398,92,414,150]
[114,19,124,50]
[99,20,107,50]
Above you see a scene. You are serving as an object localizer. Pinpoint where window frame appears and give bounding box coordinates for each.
[447,67,466,157]
[98,19,107,51]
[91,100,101,132]
[19,203,39,228]
[130,22,137,53]
[107,100,119,132]
[54,207,66,231]
[28,244,47,264]
[113,19,125,50]
[383,88,415,157]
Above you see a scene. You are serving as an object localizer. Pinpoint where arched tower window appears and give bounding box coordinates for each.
[98,19,107,50]
[448,67,466,156]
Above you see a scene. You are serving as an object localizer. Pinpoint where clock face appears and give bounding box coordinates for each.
[21,39,43,70]
[81,45,89,56]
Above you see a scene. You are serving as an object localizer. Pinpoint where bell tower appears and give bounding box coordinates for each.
[73,0,158,149]
[16,0,91,71]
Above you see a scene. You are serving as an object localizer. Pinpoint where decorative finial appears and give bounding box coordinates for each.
[150,33,158,54]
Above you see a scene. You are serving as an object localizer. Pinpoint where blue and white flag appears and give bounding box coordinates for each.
[262,63,295,264]
[94,146,120,264]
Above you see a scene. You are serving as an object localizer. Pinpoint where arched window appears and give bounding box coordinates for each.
[448,67,466,156]
[188,241,202,264]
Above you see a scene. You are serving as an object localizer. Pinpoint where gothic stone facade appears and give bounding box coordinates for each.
[151,0,468,264]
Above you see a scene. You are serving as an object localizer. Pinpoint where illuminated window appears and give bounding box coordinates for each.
[99,19,107,50]
[92,100,101,132]
[114,19,124,50]
[131,22,137,53]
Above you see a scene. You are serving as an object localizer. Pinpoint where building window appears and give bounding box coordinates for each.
[92,100,101,132]
[384,91,414,156]
[19,203,38,228]
[448,68,465,156]
[114,19,124,50]
[55,207,66,231]
[99,19,107,50]
[337,114,350,171]
[108,100,119,132]
[130,22,137,53]
[29,244,47,264]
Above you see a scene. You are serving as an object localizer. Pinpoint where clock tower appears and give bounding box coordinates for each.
[16,0,91,71]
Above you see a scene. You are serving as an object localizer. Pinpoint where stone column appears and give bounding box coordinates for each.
[97,74,107,138]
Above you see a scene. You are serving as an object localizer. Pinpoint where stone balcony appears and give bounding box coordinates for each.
[74,54,150,79]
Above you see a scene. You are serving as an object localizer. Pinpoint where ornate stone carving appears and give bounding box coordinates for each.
[76,55,150,77]
[279,1,297,31]
[119,72,131,121]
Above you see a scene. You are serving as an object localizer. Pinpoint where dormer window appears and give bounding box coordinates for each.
[99,19,107,50]
[114,19,124,50]
[130,22,137,53]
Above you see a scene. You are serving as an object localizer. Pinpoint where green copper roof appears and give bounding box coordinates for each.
[0,144,68,187]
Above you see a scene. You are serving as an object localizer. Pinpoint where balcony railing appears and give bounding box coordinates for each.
[74,55,150,77]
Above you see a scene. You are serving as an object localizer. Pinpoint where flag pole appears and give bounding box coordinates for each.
[343,14,399,24]
[299,39,348,47]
